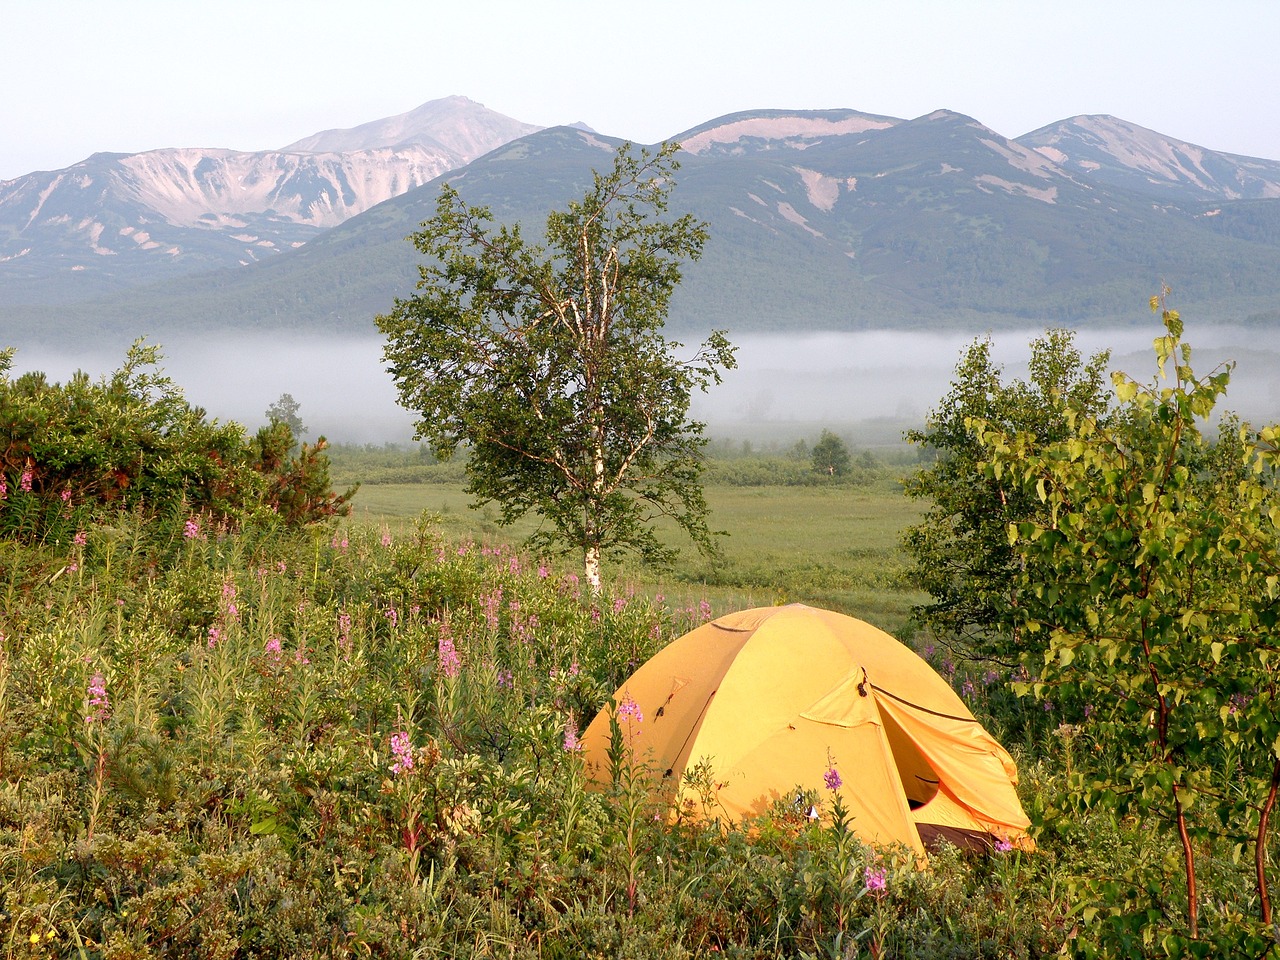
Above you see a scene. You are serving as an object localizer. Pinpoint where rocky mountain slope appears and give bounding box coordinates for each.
[1017,115,1280,201]
[0,97,539,305]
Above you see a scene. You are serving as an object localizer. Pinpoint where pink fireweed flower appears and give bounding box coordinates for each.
[265,637,283,663]
[19,468,32,493]
[207,625,222,649]
[823,766,843,791]
[0,477,7,500]
[612,596,628,614]
[864,867,887,894]
[183,516,201,540]
[72,530,87,546]
[60,488,71,503]
[389,731,414,775]
[86,671,110,724]
[563,714,581,752]
[438,634,461,679]
[994,837,1014,853]
[537,563,549,579]
[381,527,393,548]
[617,694,643,727]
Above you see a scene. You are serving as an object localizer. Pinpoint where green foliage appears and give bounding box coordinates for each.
[377,142,736,591]
[810,429,852,477]
[264,391,307,439]
[902,329,1112,661]
[976,300,1280,948]
[0,341,355,543]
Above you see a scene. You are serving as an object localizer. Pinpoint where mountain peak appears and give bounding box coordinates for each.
[1018,114,1280,201]
[279,96,541,158]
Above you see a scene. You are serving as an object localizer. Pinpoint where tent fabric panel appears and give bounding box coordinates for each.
[680,607,855,779]
[796,607,974,719]
[799,666,875,728]
[579,619,752,787]
[874,692,1031,838]
[679,714,925,856]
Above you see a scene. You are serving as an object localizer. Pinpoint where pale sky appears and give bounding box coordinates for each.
[3,0,1278,182]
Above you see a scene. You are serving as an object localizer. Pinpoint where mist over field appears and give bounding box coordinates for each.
[8,326,1280,447]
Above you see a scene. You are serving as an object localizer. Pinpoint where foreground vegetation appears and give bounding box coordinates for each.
[3,327,1279,957]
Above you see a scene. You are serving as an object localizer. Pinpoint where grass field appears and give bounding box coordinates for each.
[341,475,929,637]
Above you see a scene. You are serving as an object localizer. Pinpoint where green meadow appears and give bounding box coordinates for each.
[333,454,929,637]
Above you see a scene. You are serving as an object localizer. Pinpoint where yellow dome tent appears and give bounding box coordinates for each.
[580,604,1032,856]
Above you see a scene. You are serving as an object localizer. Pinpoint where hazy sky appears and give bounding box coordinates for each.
[3,0,1278,181]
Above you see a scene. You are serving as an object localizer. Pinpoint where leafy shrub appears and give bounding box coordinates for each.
[0,341,354,546]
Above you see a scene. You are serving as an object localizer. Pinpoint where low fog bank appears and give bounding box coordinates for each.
[8,327,1280,447]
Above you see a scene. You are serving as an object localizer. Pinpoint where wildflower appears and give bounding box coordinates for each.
[19,468,32,492]
[381,527,393,548]
[183,516,201,540]
[86,671,110,724]
[613,596,628,614]
[563,715,581,752]
[73,530,87,546]
[617,694,643,727]
[384,606,399,629]
[389,731,414,775]
[0,477,6,499]
[961,679,976,699]
[60,488,71,503]
[864,866,888,894]
[823,766,843,791]
[207,625,222,649]
[265,637,283,663]
[438,633,461,679]
[481,589,502,633]
[568,661,580,677]
[994,837,1014,853]
[537,563,549,579]
[496,668,513,689]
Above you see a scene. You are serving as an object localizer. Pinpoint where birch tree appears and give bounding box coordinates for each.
[376,142,734,592]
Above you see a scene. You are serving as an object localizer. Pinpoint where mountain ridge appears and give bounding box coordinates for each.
[5,103,1280,343]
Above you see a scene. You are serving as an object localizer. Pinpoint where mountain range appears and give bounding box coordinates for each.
[4,96,1280,345]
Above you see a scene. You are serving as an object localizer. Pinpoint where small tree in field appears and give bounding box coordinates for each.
[377,142,735,592]
[265,392,307,440]
[810,430,851,477]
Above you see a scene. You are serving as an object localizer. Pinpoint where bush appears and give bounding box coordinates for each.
[0,341,354,545]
